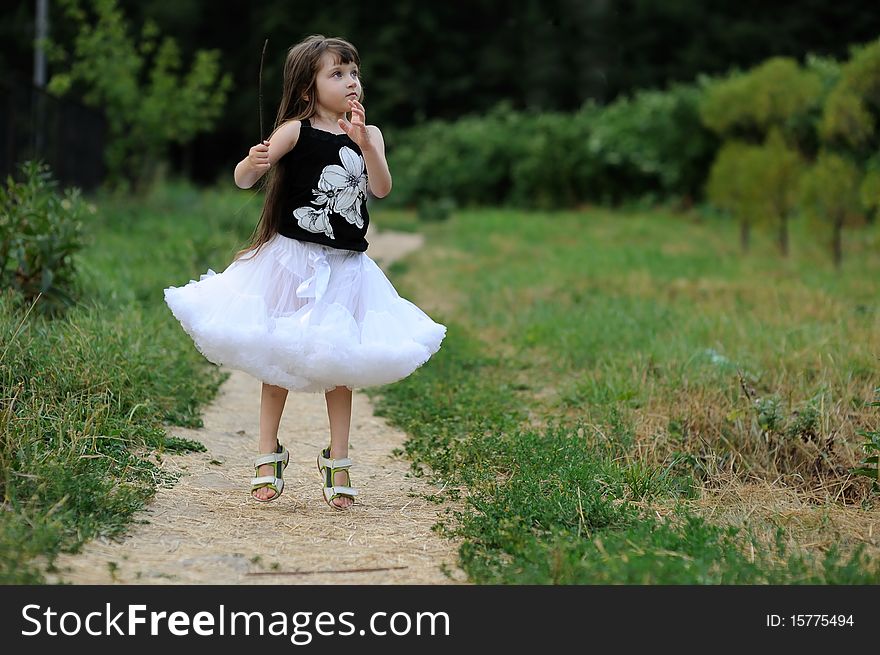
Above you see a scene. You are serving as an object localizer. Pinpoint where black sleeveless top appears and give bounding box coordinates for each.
[277,119,370,251]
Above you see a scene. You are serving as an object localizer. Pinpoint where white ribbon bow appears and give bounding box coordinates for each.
[295,249,331,303]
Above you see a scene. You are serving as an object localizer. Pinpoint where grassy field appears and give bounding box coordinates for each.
[0,183,256,582]
[2,182,878,583]
[367,203,880,583]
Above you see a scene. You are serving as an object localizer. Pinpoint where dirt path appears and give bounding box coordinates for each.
[48,228,467,585]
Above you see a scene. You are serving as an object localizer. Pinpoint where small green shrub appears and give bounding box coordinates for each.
[0,161,89,317]
[417,196,457,222]
[853,387,880,492]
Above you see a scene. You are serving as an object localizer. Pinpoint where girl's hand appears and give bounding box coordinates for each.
[247,140,271,172]
[338,100,374,151]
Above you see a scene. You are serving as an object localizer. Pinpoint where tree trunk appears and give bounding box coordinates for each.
[832,215,843,270]
[778,213,789,257]
[740,220,750,252]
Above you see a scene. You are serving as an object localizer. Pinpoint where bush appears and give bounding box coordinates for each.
[853,387,880,493]
[387,102,528,209]
[587,83,718,205]
[387,83,717,211]
[0,161,89,317]
[509,107,601,208]
[416,196,457,222]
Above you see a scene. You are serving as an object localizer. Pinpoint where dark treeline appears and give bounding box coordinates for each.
[3,0,880,185]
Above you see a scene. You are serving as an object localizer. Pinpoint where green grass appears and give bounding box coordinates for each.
[0,181,256,582]
[368,203,423,233]
[367,205,880,583]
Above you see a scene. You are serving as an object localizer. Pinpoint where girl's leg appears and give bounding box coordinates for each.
[254,382,289,501]
[324,385,353,508]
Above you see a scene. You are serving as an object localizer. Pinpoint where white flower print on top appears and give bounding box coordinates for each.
[292,205,335,239]
[320,146,368,228]
[293,146,368,238]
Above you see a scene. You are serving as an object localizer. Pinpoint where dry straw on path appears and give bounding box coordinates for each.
[49,228,467,585]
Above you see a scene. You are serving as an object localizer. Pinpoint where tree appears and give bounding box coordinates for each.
[699,57,823,143]
[800,151,864,269]
[859,156,880,224]
[706,141,763,251]
[805,37,880,265]
[754,129,805,257]
[46,0,232,190]
[701,58,819,255]
[819,38,880,155]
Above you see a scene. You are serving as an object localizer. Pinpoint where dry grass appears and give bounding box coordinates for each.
[681,478,880,562]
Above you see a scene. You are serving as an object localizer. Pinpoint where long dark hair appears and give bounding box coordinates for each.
[235,35,363,260]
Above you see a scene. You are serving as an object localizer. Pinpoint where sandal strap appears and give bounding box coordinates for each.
[323,485,358,501]
[254,450,289,468]
[251,474,283,486]
[251,476,284,493]
[318,454,352,470]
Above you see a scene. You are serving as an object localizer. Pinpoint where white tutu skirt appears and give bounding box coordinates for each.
[164,233,446,393]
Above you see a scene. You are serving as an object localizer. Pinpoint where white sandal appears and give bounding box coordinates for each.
[251,441,290,502]
[316,446,358,510]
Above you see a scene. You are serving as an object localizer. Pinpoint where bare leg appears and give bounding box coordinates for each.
[253,382,288,501]
[324,385,354,508]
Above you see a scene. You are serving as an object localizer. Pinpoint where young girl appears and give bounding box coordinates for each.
[164,35,446,510]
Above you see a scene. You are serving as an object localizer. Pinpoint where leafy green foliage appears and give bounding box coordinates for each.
[853,388,880,492]
[860,155,880,220]
[755,129,806,255]
[388,42,873,218]
[586,83,718,204]
[508,108,598,209]
[387,83,716,210]
[705,140,765,248]
[46,0,232,189]
[699,57,823,140]
[820,39,880,152]
[387,102,529,208]
[702,39,880,263]
[800,150,864,267]
[162,436,208,454]
[0,161,89,317]
[706,129,804,255]
[416,196,457,222]
[800,151,863,224]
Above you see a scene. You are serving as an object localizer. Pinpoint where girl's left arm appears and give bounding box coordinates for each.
[339,99,392,198]
[361,125,392,198]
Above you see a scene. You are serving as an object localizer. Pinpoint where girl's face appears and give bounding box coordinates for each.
[312,52,362,115]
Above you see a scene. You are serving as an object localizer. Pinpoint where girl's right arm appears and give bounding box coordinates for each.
[233,120,302,189]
